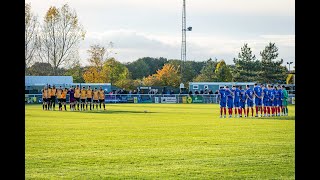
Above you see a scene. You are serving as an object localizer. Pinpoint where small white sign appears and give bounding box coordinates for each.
[154,97,159,103]
[161,97,177,103]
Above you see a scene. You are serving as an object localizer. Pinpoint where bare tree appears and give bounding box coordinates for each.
[105,41,115,59]
[25,3,39,74]
[87,44,106,71]
[38,4,85,75]
[87,42,115,70]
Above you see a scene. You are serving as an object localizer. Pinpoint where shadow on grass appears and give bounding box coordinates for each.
[255,116,295,120]
[79,110,156,114]
[222,116,295,121]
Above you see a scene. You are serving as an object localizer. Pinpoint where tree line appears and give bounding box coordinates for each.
[25,3,292,90]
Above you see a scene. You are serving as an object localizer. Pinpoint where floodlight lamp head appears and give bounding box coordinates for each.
[187,27,192,31]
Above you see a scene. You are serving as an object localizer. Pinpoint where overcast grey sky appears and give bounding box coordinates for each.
[26,0,295,69]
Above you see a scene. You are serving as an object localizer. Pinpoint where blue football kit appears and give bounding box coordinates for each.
[253,86,262,106]
[245,88,254,107]
[219,89,227,108]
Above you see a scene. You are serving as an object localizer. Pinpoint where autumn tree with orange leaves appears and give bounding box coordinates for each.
[142,64,180,87]
[142,74,160,87]
[82,66,105,83]
[82,44,106,83]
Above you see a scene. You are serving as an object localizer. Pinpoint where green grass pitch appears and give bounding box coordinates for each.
[25,104,295,179]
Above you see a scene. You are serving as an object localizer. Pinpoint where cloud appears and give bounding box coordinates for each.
[79,29,295,66]
[259,35,295,47]
[26,0,294,67]
[27,0,294,17]
[79,30,181,65]
[188,0,294,16]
